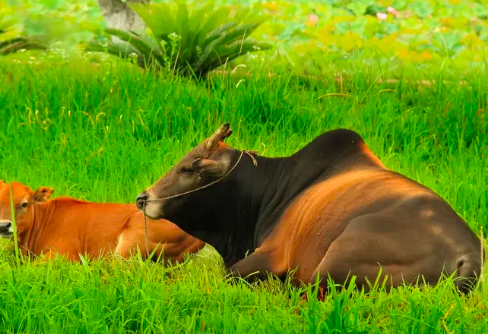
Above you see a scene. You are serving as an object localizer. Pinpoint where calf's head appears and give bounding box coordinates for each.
[0,181,54,238]
[137,123,238,225]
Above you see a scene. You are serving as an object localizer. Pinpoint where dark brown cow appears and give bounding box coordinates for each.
[0,181,205,262]
[136,124,483,293]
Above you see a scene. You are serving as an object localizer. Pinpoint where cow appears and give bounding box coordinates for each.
[136,123,483,294]
[0,181,205,262]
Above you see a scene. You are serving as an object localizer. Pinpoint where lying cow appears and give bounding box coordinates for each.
[136,123,482,293]
[0,181,205,262]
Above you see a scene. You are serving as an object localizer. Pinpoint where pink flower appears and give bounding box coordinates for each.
[387,6,399,17]
[309,14,319,22]
[306,14,319,26]
[376,12,388,20]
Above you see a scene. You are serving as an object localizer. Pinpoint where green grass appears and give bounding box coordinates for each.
[1,57,487,332]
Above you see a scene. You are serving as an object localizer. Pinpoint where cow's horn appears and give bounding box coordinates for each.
[206,122,232,150]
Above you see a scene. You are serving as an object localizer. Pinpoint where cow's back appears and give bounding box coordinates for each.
[37,199,138,258]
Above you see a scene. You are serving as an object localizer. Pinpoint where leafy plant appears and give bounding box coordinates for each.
[85,2,272,77]
[0,16,46,57]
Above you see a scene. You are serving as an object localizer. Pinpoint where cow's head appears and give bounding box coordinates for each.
[0,181,54,238]
[136,123,239,224]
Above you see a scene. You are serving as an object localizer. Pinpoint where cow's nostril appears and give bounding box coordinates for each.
[136,192,149,209]
[0,221,12,234]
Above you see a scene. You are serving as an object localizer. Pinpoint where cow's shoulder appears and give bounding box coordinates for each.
[44,197,91,210]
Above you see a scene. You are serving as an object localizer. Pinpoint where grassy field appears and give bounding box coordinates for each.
[0,58,487,333]
[1,0,488,332]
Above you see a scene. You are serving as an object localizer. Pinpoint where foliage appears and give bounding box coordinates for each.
[1,0,102,43]
[246,0,488,74]
[150,0,488,74]
[0,10,46,56]
[3,0,488,74]
[85,2,272,77]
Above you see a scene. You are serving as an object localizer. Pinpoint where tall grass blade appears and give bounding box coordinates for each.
[8,185,20,266]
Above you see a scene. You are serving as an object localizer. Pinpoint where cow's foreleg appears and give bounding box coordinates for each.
[226,250,286,283]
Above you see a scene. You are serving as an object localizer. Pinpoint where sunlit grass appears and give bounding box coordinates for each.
[0,58,487,333]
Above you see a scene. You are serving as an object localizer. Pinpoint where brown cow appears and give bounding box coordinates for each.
[0,181,205,262]
[136,123,483,294]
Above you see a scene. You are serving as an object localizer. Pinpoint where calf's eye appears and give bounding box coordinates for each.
[21,202,28,208]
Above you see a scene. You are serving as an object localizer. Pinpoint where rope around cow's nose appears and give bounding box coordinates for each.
[142,202,150,259]
[141,149,258,260]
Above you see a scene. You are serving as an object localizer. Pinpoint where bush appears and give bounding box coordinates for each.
[0,15,46,57]
[85,2,272,77]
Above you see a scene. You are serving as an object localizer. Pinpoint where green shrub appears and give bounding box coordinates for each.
[85,2,272,77]
[0,16,46,57]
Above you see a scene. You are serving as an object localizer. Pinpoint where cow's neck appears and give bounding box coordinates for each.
[197,153,298,266]
[18,201,56,256]
[224,155,318,257]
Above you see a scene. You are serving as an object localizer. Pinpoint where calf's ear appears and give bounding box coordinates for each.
[0,180,5,187]
[192,159,226,178]
[33,186,54,202]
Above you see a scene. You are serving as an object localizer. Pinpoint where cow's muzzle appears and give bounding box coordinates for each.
[0,221,13,237]
[136,191,149,210]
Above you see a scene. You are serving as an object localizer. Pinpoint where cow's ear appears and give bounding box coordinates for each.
[33,186,54,202]
[192,159,226,178]
[0,180,5,187]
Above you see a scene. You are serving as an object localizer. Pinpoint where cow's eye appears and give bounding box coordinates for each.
[20,202,28,208]
[180,167,194,175]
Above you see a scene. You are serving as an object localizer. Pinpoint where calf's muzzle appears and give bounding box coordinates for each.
[0,221,13,236]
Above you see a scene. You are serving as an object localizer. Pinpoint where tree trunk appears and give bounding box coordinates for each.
[97,0,148,33]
